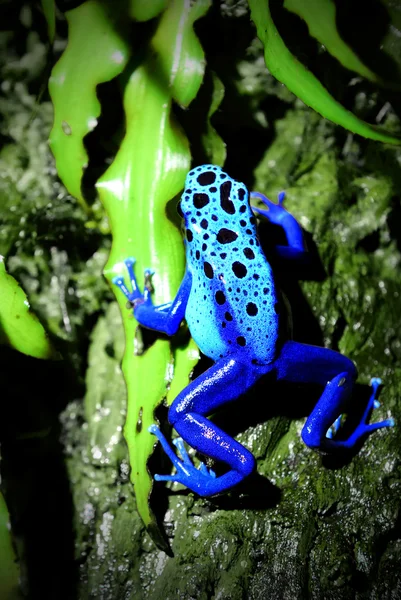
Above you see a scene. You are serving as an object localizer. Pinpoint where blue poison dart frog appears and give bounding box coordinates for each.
[113,165,394,497]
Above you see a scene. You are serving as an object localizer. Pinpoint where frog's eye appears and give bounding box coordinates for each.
[177,202,184,218]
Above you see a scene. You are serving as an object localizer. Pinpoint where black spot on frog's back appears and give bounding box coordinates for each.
[215,290,226,305]
[204,262,214,279]
[217,228,238,244]
[193,193,210,209]
[197,171,216,186]
[243,247,255,260]
[220,181,235,214]
[232,261,247,278]
[246,302,258,316]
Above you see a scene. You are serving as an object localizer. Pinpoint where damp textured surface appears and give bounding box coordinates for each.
[2,2,401,599]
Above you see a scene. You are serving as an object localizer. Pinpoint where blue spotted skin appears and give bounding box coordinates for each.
[182,165,279,364]
[113,164,394,497]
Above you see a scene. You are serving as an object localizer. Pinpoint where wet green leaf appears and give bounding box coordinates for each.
[129,0,167,21]
[201,72,226,166]
[97,0,209,536]
[0,257,56,359]
[150,0,211,108]
[284,0,382,84]
[40,0,55,42]
[166,338,200,406]
[0,493,20,600]
[249,0,401,144]
[48,0,130,211]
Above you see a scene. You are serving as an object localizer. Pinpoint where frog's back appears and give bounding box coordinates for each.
[181,165,280,365]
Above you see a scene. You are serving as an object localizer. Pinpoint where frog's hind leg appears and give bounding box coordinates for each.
[275,341,394,452]
[149,357,266,497]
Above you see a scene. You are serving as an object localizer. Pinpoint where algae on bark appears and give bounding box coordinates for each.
[1,2,401,599]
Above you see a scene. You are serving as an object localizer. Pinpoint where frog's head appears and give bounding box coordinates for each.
[178,164,250,227]
[179,165,259,264]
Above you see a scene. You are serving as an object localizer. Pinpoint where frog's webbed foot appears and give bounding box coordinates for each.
[251,191,306,261]
[112,258,154,310]
[326,377,394,442]
[251,191,287,222]
[278,342,394,452]
[149,425,216,491]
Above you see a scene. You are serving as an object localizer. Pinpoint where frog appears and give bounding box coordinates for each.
[113,164,394,497]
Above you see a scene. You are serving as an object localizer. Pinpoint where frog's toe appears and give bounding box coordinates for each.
[368,378,385,410]
[277,191,286,205]
[124,257,136,268]
[112,275,132,300]
[148,424,219,491]
[199,461,208,475]
[366,377,382,415]
[144,268,155,287]
[353,378,394,439]
[112,275,124,287]
[370,377,382,399]
[366,418,395,433]
[207,466,216,478]
[142,268,155,302]
[149,424,181,466]
[154,473,179,482]
[199,461,216,478]
[326,377,394,443]
[124,257,140,288]
[173,437,192,465]
[172,439,216,477]
[113,257,147,304]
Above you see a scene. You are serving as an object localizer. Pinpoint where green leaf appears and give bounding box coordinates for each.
[48,0,130,211]
[0,257,56,359]
[150,0,211,108]
[284,0,382,85]
[41,0,56,42]
[129,0,168,21]
[166,338,200,407]
[96,0,209,538]
[248,0,401,144]
[201,72,226,166]
[0,493,20,600]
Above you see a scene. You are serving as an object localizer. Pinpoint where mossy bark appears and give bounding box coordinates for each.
[59,106,401,600]
[1,3,401,599]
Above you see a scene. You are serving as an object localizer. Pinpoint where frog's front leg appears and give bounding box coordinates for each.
[275,341,394,451]
[251,191,307,261]
[113,258,192,335]
[149,357,266,496]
